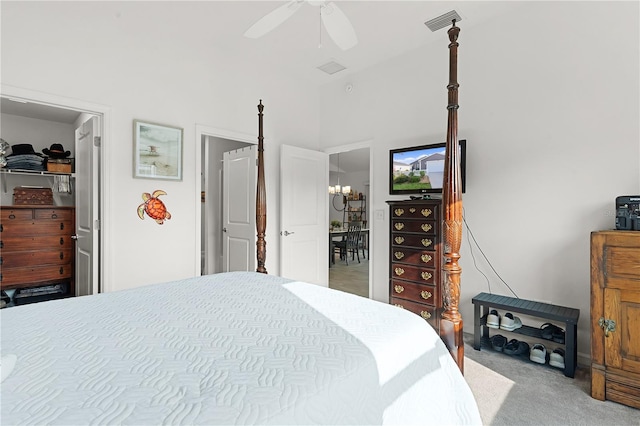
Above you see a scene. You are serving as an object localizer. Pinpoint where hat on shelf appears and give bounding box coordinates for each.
[43,143,71,159]
[7,143,43,157]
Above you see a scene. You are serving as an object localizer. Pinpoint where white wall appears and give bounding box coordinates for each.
[318,2,640,359]
[1,2,321,289]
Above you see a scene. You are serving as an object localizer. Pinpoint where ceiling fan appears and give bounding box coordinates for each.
[244,0,358,51]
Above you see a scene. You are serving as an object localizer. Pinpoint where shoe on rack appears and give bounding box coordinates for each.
[487,309,501,329]
[540,323,564,343]
[503,339,530,356]
[500,313,523,331]
[549,348,565,369]
[530,343,547,364]
[490,334,507,352]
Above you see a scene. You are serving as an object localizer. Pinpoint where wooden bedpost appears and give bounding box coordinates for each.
[256,100,267,274]
[440,20,464,373]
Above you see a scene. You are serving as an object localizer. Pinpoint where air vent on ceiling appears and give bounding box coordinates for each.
[424,10,462,32]
[317,60,347,75]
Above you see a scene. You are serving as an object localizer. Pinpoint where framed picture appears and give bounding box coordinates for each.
[133,120,183,181]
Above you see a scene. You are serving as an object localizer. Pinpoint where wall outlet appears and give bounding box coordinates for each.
[375,209,384,220]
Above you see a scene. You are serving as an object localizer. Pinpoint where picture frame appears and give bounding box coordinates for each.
[133,120,183,181]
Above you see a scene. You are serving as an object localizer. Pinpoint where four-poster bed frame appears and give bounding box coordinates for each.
[253,21,465,371]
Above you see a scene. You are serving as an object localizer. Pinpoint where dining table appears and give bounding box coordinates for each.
[329,228,369,267]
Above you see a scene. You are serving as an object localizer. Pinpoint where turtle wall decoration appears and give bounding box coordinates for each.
[137,190,171,224]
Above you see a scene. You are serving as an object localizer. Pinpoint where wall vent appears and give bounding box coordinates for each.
[317,60,346,75]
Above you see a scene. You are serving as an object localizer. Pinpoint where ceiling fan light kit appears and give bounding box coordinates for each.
[244,0,358,51]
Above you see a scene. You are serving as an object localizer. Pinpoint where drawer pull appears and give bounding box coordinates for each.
[60,223,64,230]
[60,252,64,260]
[420,311,432,320]
[394,223,405,231]
[598,317,616,337]
[421,209,432,218]
[9,214,15,219]
[394,285,404,294]
[421,254,432,263]
[394,267,405,276]
[394,251,405,260]
[421,271,432,281]
[420,290,432,300]
[394,236,405,245]
[409,208,416,213]
[421,223,432,232]
[394,304,405,309]
[421,239,433,248]
[60,237,64,245]
[59,267,64,275]
[0,241,3,249]
[394,208,404,217]
[0,224,2,232]
[52,213,58,219]
[0,256,2,265]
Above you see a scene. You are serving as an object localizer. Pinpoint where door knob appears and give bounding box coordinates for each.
[281,230,295,236]
[71,235,79,240]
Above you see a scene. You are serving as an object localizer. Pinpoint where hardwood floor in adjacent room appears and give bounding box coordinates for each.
[329,252,369,298]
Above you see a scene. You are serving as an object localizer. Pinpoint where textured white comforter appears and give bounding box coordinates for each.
[1,272,480,425]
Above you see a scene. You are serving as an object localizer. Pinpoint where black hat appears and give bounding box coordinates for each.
[7,144,43,157]
[43,143,71,159]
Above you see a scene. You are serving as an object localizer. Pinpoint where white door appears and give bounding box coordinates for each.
[280,145,329,286]
[222,146,257,272]
[74,116,100,296]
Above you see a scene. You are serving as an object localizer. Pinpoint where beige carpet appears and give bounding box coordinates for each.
[463,334,639,425]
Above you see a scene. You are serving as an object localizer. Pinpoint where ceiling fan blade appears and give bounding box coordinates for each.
[244,0,303,39]
[321,2,358,50]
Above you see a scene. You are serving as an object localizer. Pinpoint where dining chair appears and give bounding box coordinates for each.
[334,221,362,265]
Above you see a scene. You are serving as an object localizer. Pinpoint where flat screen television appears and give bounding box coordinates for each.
[389,139,466,195]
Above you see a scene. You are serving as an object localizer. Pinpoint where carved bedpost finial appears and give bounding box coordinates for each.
[256,100,267,274]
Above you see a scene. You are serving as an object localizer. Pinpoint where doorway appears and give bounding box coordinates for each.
[0,90,106,298]
[327,145,372,298]
[198,128,255,275]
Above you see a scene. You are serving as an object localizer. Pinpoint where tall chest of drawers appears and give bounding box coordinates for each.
[387,199,442,331]
[1,206,75,295]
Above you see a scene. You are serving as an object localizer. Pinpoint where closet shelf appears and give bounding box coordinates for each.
[0,168,75,178]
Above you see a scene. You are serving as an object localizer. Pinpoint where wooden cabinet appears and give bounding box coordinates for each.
[590,231,640,409]
[1,206,75,296]
[387,199,442,331]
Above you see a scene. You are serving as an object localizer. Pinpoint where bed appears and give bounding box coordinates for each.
[1,272,480,425]
[1,19,476,426]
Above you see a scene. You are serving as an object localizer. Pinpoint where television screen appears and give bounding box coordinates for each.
[389,139,466,195]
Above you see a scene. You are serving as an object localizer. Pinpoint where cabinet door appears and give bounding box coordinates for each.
[604,288,640,374]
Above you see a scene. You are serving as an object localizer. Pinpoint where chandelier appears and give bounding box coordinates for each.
[329,153,350,195]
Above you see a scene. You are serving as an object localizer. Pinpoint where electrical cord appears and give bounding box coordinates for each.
[463,208,519,298]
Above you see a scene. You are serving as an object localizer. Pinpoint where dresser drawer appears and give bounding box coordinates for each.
[391,219,438,235]
[1,209,34,221]
[390,297,439,329]
[391,205,438,220]
[1,249,73,268]
[34,208,73,221]
[391,246,437,267]
[391,279,438,306]
[1,234,75,251]
[391,233,438,250]
[1,219,74,236]
[391,263,437,284]
[1,264,72,288]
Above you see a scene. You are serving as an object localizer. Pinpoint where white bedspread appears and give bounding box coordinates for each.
[1,272,480,425]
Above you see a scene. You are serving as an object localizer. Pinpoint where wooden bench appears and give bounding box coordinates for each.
[472,292,580,378]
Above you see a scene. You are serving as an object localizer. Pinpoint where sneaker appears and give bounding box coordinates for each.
[549,348,565,369]
[500,312,523,331]
[530,343,547,364]
[490,334,507,352]
[486,309,501,329]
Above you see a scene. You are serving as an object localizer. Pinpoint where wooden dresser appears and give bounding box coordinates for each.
[590,231,640,409]
[1,206,75,297]
[387,199,442,331]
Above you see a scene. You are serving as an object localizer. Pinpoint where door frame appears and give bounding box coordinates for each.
[324,139,374,298]
[195,124,256,276]
[1,84,111,293]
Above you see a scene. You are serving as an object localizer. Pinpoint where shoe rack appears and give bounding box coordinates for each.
[471,292,580,378]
